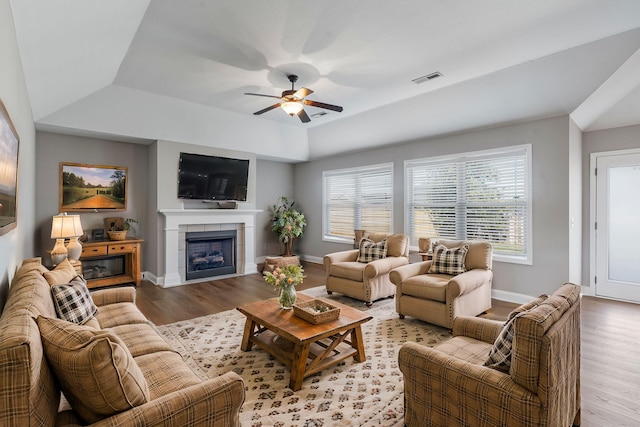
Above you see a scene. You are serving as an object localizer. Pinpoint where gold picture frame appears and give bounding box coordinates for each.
[59,162,128,212]
[0,99,19,236]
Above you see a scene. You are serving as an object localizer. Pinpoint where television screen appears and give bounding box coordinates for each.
[178,152,249,201]
[59,163,128,212]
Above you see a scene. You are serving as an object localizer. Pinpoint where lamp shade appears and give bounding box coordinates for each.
[51,214,83,239]
[281,101,303,116]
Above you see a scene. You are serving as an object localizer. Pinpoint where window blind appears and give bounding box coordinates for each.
[406,146,530,261]
[323,163,393,242]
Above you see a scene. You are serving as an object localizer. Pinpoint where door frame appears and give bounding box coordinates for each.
[588,147,640,297]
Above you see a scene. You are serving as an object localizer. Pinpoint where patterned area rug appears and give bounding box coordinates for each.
[156,286,451,426]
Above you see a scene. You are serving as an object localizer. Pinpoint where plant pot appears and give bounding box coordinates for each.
[107,230,127,241]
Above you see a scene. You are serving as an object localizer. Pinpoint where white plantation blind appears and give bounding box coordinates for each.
[406,146,531,262]
[323,163,393,242]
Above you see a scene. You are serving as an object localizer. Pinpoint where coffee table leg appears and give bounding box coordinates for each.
[289,342,311,391]
[351,326,367,362]
[241,318,256,351]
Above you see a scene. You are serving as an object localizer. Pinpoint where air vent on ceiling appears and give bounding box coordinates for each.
[310,111,328,118]
[412,72,443,84]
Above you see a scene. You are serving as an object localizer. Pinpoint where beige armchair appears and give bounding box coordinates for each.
[399,284,581,427]
[324,231,410,306]
[390,238,493,328]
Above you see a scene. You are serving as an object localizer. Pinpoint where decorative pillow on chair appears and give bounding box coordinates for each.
[37,316,150,423]
[357,238,388,263]
[51,275,97,325]
[484,295,548,373]
[428,244,469,275]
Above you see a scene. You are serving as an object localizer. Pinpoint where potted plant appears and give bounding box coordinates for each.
[271,196,306,257]
[107,218,138,241]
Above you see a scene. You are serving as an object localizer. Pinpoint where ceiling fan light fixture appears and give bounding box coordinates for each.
[281,101,303,116]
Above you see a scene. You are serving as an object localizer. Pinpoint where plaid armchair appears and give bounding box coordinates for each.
[399,283,581,427]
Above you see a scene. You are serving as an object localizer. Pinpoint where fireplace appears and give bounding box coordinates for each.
[185,230,237,280]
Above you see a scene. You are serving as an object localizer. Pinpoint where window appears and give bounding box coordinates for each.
[405,145,531,264]
[323,163,393,243]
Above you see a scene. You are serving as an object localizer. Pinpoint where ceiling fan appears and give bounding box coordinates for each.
[244,75,343,123]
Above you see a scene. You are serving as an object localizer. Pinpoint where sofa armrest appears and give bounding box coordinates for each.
[447,269,493,298]
[90,286,136,306]
[452,316,503,343]
[363,257,409,280]
[398,342,535,414]
[90,372,245,427]
[389,261,432,286]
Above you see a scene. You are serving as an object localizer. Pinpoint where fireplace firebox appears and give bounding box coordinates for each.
[185,230,237,280]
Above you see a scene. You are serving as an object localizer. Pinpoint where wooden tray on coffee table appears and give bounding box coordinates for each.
[236,293,372,391]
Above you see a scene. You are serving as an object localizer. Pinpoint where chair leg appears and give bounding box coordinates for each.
[399,314,405,319]
[327,291,333,295]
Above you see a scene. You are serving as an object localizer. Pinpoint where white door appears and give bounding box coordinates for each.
[595,153,640,302]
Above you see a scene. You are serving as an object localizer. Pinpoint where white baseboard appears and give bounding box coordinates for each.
[300,254,323,264]
[141,271,159,286]
[491,289,536,304]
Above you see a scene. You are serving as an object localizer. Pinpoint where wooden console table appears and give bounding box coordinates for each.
[80,238,143,289]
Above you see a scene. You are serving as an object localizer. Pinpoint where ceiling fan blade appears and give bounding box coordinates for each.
[253,103,282,115]
[298,109,311,123]
[303,99,343,112]
[293,87,313,99]
[244,92,283,100]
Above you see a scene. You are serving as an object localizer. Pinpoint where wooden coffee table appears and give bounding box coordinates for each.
[237,293,373,391]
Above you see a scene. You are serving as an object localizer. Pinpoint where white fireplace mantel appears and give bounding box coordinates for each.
[158,209,261,287]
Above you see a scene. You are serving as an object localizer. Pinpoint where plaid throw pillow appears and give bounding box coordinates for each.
[357,238,388,263]
[428,244,468,275]
[51,276,98,325]
[484,312,521,372]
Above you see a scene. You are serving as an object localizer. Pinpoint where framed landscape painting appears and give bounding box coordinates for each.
[59,163,128,212]
[0,99,19,236]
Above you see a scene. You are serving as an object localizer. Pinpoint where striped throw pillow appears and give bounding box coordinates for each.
[357,238,388,263]
[428,244,468,275]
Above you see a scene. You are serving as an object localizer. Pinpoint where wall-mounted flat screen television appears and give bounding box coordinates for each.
[178,152,249,201]
[59,163,127,212]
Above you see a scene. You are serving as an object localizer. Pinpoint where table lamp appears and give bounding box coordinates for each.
[50,213,83,264]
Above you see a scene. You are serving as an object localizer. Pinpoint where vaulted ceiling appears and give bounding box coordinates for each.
[9,0,640,161]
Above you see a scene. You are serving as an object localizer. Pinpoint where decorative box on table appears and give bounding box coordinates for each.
[293,299,341,324]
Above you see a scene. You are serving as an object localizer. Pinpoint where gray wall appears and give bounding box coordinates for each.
[295,116,576,297]
[0,0,37,312]
[34,132,150,268]
[255,159,295,258]
[581,124,640,288]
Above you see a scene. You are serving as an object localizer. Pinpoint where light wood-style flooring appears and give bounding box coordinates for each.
[135,261,640,426]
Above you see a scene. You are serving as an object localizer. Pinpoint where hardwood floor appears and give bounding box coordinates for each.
[135,262,640,426]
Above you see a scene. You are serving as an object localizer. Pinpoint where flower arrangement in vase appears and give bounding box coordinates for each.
[272,196,306,257]
[263,264,305,309]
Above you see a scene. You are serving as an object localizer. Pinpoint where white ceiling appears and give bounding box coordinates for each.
[9,0,640,161]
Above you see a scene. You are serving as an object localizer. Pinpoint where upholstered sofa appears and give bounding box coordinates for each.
[324,231,410,306]
[399,283,581,427]
[0,258,245,426]
[390,238,493,329]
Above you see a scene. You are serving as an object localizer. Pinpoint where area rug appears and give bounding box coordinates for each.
[156,286,451,426]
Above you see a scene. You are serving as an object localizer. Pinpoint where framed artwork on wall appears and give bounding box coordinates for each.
[0,99,19,236]
[59,163,128,212]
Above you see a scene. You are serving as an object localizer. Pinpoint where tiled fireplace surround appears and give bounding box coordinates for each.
[159,209,260,287]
